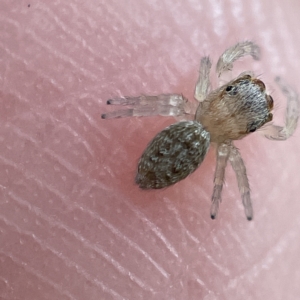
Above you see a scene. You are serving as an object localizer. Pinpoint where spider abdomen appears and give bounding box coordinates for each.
[136,121,210,189]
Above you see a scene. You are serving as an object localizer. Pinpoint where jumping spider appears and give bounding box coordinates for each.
[102,41,299,220]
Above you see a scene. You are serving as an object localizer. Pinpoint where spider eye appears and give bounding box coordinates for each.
[248,121,258,133]
[266,95,274,110]
[225,85,238,95]
[243,74,252,79]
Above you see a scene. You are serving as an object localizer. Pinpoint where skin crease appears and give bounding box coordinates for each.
[1,1,300,300]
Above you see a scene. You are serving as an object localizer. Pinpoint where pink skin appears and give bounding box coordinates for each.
[1,1,300,299]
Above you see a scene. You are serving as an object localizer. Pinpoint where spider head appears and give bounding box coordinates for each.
[195,74,274,143]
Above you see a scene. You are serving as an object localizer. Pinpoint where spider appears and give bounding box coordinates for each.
[102,41,299,221]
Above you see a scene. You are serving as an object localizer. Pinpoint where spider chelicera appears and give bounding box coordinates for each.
[102,41,299,220]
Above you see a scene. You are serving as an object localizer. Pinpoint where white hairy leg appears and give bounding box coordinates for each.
[216,41,260,77]
[210,143,230,219]
[229,144,253,220]
[101,94,188,119]
[194,57,212,102]
[262,77,300,140]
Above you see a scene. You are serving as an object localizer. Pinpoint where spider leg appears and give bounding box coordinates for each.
[262,77,300,140]
[194,56,212,102]
[229,144,253,221]
[101,94,192,119]
[211,143,230,219]
[216,41,260,78]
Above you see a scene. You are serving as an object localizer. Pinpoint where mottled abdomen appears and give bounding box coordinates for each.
[136,121,210,189]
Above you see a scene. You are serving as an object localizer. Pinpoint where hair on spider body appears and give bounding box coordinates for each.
[102,41,299,221]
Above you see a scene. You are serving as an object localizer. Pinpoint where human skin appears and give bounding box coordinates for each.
[1,0,300,299]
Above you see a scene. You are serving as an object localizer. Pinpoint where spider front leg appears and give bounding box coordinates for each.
[194,56,212,102]
[101,94,190,119]
[229,144,253,221]
[211,143,230,219]
[262,77,300,140]
[216,41,260,78]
